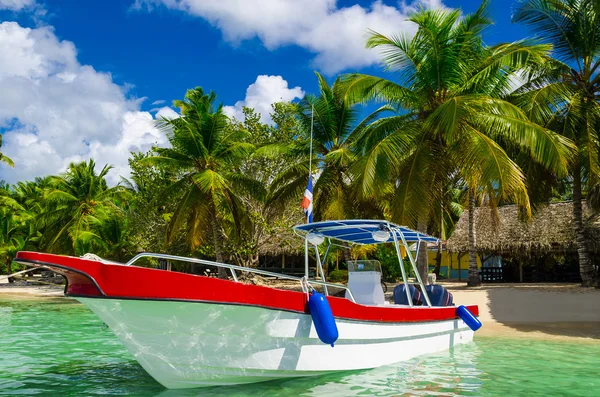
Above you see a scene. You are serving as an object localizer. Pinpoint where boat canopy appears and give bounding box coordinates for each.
[293,219,438,245]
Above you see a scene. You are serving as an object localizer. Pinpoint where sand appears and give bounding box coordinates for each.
[0,275,64,297]
[446,282,600,342]
[2,277,599,341]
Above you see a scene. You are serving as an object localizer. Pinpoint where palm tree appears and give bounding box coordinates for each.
[0,185,35,281]
[78,213,136,262]
[343,1,575,286]
[270,72,390,221]
[512,0,600,286]
[37,160,128,255]
[0,214,26,282]
[143,87,261,276]
[0,135,14,168]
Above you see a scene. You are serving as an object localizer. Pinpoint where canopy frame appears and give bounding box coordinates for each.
[293,220,437,307]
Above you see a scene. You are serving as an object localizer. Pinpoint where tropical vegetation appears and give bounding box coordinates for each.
[511,0,600,287]
[1,0,598,287]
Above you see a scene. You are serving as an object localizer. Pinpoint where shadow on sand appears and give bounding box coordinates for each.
[485,287,600,339]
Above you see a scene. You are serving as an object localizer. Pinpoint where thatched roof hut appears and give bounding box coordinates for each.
[446,201,600,254]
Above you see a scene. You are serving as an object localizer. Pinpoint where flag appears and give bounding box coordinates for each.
[301,176,313,223]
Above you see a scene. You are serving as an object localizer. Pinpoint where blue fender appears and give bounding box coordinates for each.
[456,305,482,331]
[308,291,339,347]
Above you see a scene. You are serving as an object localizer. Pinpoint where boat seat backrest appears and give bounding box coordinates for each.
[393,284,423,306]
[344,271,385,305]
[424,284,454,306]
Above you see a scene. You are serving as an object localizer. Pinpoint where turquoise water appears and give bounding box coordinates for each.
[1,298,599,397]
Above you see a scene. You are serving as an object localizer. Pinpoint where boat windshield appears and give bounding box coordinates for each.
[347,260,382,273]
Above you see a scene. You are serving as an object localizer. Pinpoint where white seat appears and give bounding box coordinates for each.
[345,271,385,305]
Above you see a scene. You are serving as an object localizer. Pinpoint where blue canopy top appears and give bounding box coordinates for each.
[293,219,439,245]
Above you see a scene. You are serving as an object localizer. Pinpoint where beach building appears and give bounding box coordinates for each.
[447,201,600,282]
[425,250,483,280]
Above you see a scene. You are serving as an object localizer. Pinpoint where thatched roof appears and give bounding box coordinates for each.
[446,201,600,254]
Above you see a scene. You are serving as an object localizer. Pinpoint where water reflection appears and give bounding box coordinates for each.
[3,298,600,397]
[152,343,483,397]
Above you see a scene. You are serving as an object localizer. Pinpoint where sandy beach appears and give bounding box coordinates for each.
[0,279,63,298]
[2,277,599,341]
[446,282,600,342]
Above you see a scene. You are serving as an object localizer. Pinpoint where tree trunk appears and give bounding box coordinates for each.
[342,247,351,267]
[467,189,481,286]
[6,258,14,283]
[417,218,429,285]
[572,166,596,287]
[433,241,442,277]
[211,212,228,279]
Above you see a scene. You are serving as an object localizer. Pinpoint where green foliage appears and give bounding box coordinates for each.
[374,245,410,282]
[0,134,14,168]
[35,159,130,256]
[512,0,600,285]
[122,151,187,256]
[343,0,575,232]
[328,269,348,283]
[269,72,390,221]
[223,104,304,267]
[2,0,599,287]
[141,87,264,271]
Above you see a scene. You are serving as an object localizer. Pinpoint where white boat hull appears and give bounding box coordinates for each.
[78,298,474,389]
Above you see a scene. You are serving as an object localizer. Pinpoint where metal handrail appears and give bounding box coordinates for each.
[125,252,356,303]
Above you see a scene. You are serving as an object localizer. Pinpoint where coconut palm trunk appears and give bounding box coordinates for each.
[210,211,228,279]
[341,247,352,267]
[572,165,595,286]
[416,218,429,285]
[433,242,442,277]
[467,189,481,286]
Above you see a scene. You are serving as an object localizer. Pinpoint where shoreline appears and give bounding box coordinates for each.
[447,283,600,342]
[2,281,599,342]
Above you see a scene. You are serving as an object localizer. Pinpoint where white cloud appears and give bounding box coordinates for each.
[151,99,165,105]
[155,106,179,120]
[133,0,445,73]
[0,0,46,20]
[0,21,168,185]
[0,0,37,11]
[223,75,304,124]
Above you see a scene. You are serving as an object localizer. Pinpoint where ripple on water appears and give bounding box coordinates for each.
[1,298,599,397]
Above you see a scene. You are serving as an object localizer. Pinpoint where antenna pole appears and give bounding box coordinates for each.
[304,104,314,280]
[309,103,313,178]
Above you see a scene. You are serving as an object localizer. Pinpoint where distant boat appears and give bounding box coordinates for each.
[15,219,480,389]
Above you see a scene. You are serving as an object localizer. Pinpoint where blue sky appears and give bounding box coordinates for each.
[0,0,538,184]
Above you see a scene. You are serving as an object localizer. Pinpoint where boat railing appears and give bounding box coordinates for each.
[125,252,357,303]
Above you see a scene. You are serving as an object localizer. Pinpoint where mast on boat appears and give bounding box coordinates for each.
[303,104,315,280]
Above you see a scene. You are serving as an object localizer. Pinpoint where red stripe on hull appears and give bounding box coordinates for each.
[15,251,478,323]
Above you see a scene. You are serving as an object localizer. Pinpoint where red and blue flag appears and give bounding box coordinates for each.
[300,176,313,223]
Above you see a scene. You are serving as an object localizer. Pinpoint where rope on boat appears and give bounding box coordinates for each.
[300,276,314,300]
[0,267,39,281]
[80,253,113,264]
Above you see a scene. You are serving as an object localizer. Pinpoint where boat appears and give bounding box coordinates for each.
[14,219,480,389]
